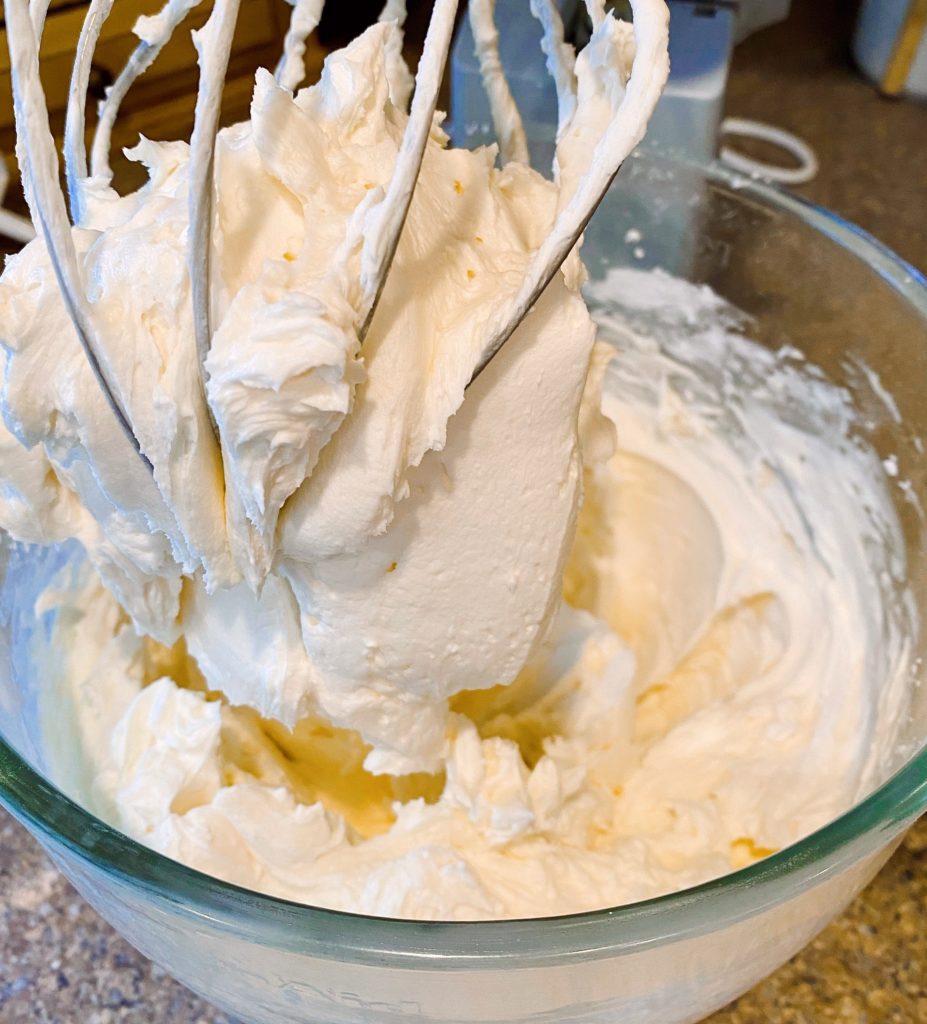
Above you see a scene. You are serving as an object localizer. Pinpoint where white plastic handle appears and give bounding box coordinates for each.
[720,116,819,186]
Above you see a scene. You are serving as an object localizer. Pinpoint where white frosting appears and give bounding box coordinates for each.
[5,1,911,922]
[1,14,668,769]
[32,270,912,919]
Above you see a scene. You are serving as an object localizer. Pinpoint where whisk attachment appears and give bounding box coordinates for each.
[65,0,115,220]
[378,0,408,26]
[357,0,459,340]
[275,0,325,92]
[276,0,406,95]
[529,0,577,140]
[470,0,578,172]
[585,0,607,31]
[29,0,51,38]
[188,0,242,387]
[5,0,669,479]
[90,0,205,183]
[4,0,152,469]
[467,0,529,166]
[468,0,670,386]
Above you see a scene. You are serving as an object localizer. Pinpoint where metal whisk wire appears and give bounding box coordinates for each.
[5,0,153,468]
[4,0,668,474]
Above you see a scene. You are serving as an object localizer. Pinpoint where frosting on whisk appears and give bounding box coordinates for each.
[0,1,669,769]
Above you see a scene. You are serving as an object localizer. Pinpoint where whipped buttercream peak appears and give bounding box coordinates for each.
[1,9,671,768]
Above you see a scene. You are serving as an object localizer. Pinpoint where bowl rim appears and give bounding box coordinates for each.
[2,154,926,969]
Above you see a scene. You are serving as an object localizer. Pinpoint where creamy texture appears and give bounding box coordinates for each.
[28,270,912,920]
[0,3,912,921]
[0,16,652,772]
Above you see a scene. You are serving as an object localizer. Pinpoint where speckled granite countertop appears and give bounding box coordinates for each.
[1,3,926,1022]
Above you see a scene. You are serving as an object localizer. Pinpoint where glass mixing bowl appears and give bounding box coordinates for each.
[1,153,926,1024]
